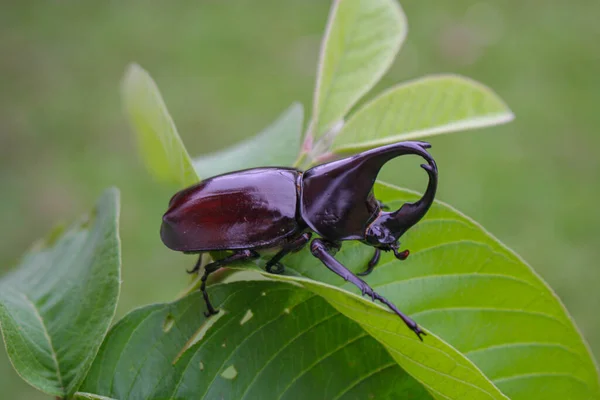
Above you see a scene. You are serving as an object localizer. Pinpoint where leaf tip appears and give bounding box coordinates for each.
[100,186,121,204]
[438,73,515,118]
[122,63,145,84]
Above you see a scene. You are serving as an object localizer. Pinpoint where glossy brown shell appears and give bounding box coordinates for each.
[161,168,302,252]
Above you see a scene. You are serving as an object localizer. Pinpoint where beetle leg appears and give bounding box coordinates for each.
[201,249,259,317]
[187,254,204,274]
[357,248,381,276]
[310,238,426,341]
[265,232,312,274]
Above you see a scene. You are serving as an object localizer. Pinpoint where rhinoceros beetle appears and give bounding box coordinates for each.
[161,141,437,340]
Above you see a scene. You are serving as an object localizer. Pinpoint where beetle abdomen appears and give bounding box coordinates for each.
[161,168,302,252]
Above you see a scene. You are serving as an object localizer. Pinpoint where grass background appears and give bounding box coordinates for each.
[1,1,599,397]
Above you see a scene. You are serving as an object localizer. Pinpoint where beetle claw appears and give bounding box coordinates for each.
[204,308,219,318]
[360,287,376,301]
[412,325,427,341]
[266,262,285,274]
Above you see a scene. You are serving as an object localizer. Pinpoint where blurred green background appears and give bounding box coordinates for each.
[1,1,599,397]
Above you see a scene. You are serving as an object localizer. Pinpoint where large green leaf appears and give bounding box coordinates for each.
[193,103,303,177]
[81,280,452,399]
[68,182,600,400]
[332,75,514,153]
[122,64,198,187]
[311,0,406,141]
[241,182,598,400]
[0,188,121,397]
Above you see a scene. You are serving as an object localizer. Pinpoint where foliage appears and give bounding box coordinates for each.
[1,1,598,399]
[0,189,121,398]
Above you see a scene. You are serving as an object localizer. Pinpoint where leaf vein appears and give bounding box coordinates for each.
[411,307,571,330]
[493,372,591,388]
[192,291,317,400]
[239,308,339,400]
[277,333,369,400]
[331,361,396,400]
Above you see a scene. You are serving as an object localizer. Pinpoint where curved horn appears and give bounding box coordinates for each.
[389,144,438,233]
[363,141,438,246]
[302,140,437,241]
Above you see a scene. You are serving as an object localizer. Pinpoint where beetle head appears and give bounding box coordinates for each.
[365,161,437,256]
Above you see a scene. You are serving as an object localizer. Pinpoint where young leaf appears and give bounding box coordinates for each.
[193,103,303,177]
[332,75,514,153]
[122,64,198,187]
[0,188,121,398]
[243,182,599,400]
[79,281,434,399]
[311,0,406,141]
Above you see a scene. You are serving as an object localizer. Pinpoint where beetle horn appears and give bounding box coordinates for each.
[302,140,438,241]
[388,143,438,234]
[362,141,438,245]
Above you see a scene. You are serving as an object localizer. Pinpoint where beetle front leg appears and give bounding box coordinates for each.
[357,244,409,277]
[357,248,381,276]
[310,238,425,341]
[200,249,259,317]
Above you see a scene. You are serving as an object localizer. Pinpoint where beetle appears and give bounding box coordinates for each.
[161,140,437,340]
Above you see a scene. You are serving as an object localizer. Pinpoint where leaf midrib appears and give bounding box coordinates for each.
[20,292,65,395]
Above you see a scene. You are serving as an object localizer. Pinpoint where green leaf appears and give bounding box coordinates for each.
[0,188,121,397]
[245,181,598,400]
[311,0,406,141]
[76,192,599,399]
[332,75,514,153]
[193,103,303,177]
[80,281,434,399]
[122,63,198,187]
